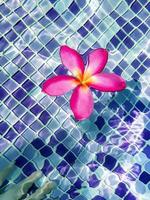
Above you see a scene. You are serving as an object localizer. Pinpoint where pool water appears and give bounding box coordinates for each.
[0,0,150,199]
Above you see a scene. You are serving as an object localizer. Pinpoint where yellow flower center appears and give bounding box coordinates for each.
[76,70,92,86]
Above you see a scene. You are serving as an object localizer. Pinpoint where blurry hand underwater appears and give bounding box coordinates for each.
[0,164,55,200]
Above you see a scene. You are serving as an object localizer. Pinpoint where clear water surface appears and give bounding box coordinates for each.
[0,0,150,199]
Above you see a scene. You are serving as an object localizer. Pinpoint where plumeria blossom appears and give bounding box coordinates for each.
[42,46,126,120]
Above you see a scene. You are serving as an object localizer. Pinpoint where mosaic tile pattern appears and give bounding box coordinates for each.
[0,0,150,199]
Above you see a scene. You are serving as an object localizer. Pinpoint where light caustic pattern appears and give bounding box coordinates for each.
[0,0,150,200]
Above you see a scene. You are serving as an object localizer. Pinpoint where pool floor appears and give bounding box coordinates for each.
[0,0,150,199]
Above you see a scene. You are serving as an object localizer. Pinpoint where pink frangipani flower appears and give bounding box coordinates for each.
[42,46,126,120]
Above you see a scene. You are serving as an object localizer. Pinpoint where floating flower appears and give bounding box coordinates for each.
[42,46,126,120]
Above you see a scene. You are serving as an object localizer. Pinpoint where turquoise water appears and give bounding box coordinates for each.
[0,0,150,199]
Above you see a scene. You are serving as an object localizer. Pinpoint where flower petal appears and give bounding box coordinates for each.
[70,85,94,120]
[85,48,108,76]
[60,45,84,77]
[88,73,126,92]
[42,75,79,96]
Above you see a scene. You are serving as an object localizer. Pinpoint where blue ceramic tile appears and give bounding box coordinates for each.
[0,121,9,135]
[69,2,80,14]
[40,146,53,157]
[15,155,28,167]
[0,87,8,100]
[6,30,18,42]
[124,193,136,200]
[78,27,88,37]
[56,143,68,156]
[39,111,51,125]
[131,1,142,13]
[22,47,34,59]
[14,20,26,33]
[31,138,45,150]
[103,155,117,170]
[13,121,26,133]
[42,160,53,176]
[88,174,100,188]
[12,71,26,84]
[4,128,17,141]
[13,88,27,101]
[15,7,26,17]
[23,162,36,176]
[115,182,128,198]
[22,79,35,92]
[0,37,9,52]
[46,8,59,20]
